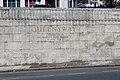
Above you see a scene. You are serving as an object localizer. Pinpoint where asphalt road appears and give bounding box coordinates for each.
[0,66,120,80]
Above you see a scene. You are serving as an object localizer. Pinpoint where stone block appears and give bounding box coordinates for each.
[105,25,120,32]
[0,8,120,66]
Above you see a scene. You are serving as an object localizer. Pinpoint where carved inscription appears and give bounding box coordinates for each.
[32,27,76,32]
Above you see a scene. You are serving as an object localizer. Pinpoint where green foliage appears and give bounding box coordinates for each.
[117,1,120,6]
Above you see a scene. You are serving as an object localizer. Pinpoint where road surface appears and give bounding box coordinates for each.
[0,66,120,80]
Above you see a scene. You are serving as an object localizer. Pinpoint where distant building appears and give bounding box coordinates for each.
[0,0,79,8]
[0,0,119,8]
[90,0,104,6]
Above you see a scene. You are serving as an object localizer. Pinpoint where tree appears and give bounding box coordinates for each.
[77,0,88,4]
[104,0,116,8]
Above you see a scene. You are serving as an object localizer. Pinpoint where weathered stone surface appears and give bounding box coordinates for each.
[0,8,120,66]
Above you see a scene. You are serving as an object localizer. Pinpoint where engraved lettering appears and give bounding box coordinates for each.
[52,27,57,32]
[67,27,72,32]
[62,27,68,32]
[38,27,42,32]
[57,27,61,32]
[32,27,76,32]
[72,27,76,32]
[47,27,51,32]
[32,28,36,32]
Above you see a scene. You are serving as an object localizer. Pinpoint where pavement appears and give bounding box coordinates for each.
[0,64,119,72]
[0,60,119,72]
[0,66,120,80]
[0,66,31,72]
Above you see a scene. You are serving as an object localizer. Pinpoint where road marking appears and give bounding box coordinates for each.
[1,75,56,80]
[67,72,86,75]
[0,69,120,80]
[102,70,120,73]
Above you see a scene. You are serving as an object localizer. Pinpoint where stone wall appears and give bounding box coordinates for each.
[0,8,120,66]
